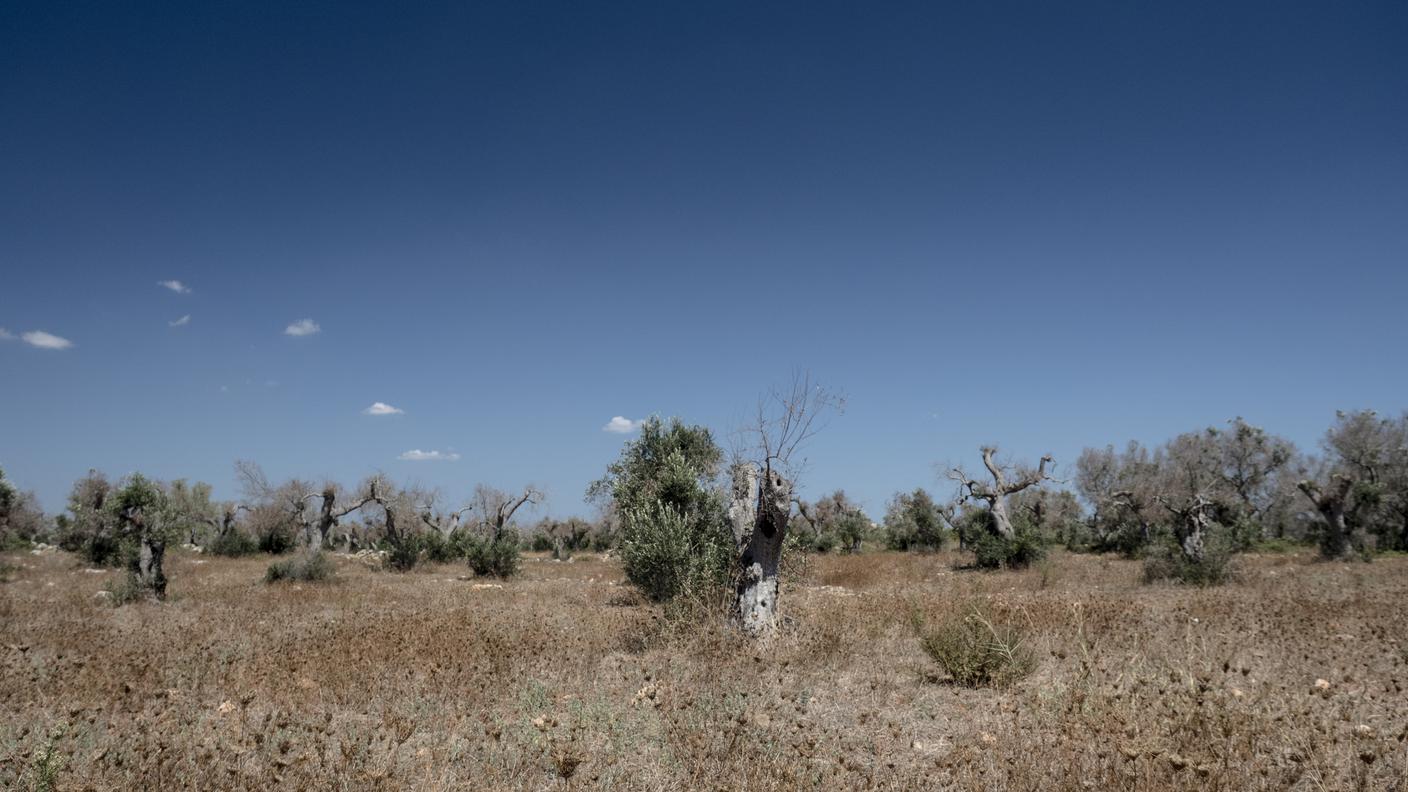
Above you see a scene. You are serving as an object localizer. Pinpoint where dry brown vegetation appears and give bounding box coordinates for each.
[2,548,1406,790]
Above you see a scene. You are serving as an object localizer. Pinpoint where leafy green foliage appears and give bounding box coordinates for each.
[1142,532,1237,586]
[465,529,522,578]
[618,500,732,602]
[883,488,946,551]
[591,417,732,603]
[257,525,296,555]
[959,508,1046,569]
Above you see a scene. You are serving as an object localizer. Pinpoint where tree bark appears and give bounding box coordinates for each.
[308,488,373,553]
[989,497,1016,540]
[1158,495,1212,564]
[1299,476,1358,559]
[137,534,167,601]
[952,448,1053,541]
[733,464,791,637]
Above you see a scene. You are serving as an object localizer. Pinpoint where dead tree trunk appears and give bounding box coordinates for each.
[137,535,167,600]
[1157,494,1214,563]
[1298,475,1358,559]
[420,506,471,540]
[306,487,374,553]
[203,504,246,548]
[732,463,792,637]
[950,448,1054,539]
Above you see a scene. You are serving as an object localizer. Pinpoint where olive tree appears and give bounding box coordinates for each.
[882,488,947,551]
[462,484,541,576]
[590,416,732,602]
[301,481,376,553]
[103,474,210,601]
[1075,442,1161,554]
[1297,410,1407,558]
[795,489,871,553]
[56,470,120,564]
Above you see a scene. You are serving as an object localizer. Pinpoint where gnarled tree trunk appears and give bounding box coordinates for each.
[1154,494,1214,563]
[951,448,1054,540]
[307,488,373,553]
[732,464,792,637]
[137,535,167,600]
[989,496,1017,540]
[1299,476,1358,559]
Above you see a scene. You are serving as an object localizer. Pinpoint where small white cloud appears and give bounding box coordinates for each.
[602,416,643,434]
[219,384,229,392]
[158,280,191,294]
[397,449,461,462]
[169,314,191,327]
[0,327,13,340]
[363,402,405,416]
[284,318,321,337]
[21,330,73,350]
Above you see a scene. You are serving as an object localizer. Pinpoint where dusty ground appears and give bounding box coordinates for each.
[1,548,1405,790]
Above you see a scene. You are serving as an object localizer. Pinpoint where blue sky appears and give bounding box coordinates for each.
[2,1,1406,518]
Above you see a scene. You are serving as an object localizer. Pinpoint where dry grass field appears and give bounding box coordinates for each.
[2,548,1406,791]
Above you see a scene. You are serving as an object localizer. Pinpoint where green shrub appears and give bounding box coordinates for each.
[257,526,295,555]
[383,538,422,571]
[84,534,127,567]
[466,530,521,578]
[265,552,333,583]
[619,501,731,603]
[883,489,945,551]
[1142,534,1236,586]
[809,530,838,554]
[966,527,1047,570]
[206,530,259,557]
[591,417,731,604]
[417,531,469,564]
[914,603,1035,688]
[104,571,149,606]
[1250,537,1304,554]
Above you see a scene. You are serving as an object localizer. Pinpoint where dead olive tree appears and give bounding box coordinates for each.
[418,494,474,540]
[301,482,376,553]
[1297,474,1361,559]
[471,484,543,540]
[731,373,842,637]
[1154,493,1215,564]
[948,447,1055,540]
[462,484,541,577]
[235,460,308,553]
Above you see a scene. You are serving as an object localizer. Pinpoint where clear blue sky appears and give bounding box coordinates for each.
[2,1,1405,519]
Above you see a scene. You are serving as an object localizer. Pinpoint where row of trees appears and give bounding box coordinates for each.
[595,408,1406,633]
[2,405,1404,632]
[29,462,553,601]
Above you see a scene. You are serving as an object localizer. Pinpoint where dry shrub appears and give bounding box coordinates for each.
[914,602,1035,687]
[265,552,333,583]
